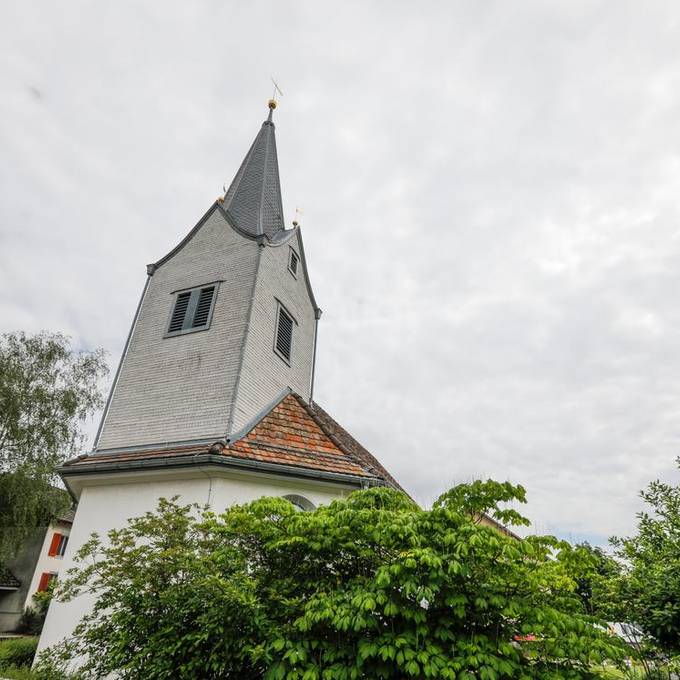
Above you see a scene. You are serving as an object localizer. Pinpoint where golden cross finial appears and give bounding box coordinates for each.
[269,77,284,109]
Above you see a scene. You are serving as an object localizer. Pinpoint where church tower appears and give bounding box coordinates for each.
[37,101,402,658]
[94,100,321,452]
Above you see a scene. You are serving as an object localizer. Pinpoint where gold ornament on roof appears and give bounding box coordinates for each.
[269,77,283,109]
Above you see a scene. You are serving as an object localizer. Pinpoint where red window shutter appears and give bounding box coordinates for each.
[48,533,62,557]
[37,572,51,592]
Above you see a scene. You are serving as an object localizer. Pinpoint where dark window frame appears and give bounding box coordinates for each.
[273,301,295,365]
[164,282,221,338]
[288,247,299,278]
[56,533,69,557]
[283,494,315,512]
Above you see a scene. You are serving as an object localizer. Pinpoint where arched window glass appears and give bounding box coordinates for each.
[282,494,315,512]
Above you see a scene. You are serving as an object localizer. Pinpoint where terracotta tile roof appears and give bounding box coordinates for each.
[309,401,406,494]
[227,394,371,478]
[65,393,401,489]
[69,444,209,467]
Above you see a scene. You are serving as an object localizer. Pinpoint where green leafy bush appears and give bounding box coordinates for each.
[17,589,54,635]
[0,636,38,670]
[43,482,628,678]
[16,607,45,637]
[610,458,680,655]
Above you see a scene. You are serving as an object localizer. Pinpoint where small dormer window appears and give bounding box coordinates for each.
[274,303,294,363]
[166,284,219,337]
[288,248,299,277]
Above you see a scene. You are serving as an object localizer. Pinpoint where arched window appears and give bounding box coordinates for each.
[282,494,315,512]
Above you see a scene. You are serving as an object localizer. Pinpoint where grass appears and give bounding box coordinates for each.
[0,638,37,672]
[0,637,39,679]
[0,667,41,679]
[594,664,664,679]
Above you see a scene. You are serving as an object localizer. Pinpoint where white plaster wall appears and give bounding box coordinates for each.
[37,469,354,658]
[97,207,259,450]
[24,522,72,610]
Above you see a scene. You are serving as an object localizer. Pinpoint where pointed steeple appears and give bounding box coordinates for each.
[222,100,285,238]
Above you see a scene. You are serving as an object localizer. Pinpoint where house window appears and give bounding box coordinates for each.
[288,248,299,277]
[166,283,219,337]
[48,533,69,558]
[274,303,294,363]
[37,572,57,592]
[283,494,315,512]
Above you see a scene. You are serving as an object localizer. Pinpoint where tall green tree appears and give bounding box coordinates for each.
[0,331,108,560]
[610,458,680,654]
[573,543,622,618]
[43,481,627,679]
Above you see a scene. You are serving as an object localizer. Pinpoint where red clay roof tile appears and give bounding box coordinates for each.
[66,393,399,489]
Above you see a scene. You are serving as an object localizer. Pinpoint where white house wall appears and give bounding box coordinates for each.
[24,521,72,610]
[37,470,355,657]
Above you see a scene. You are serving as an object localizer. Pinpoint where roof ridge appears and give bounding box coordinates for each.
[227,387,292,443]
[289,393,389,485]
[306,399,408,496]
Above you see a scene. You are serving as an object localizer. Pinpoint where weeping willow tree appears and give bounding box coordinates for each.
[0,331,108,561]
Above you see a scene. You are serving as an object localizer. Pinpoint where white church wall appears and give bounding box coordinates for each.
[37,468,355,658]
[232,230,316,433]
[97,207,259,450]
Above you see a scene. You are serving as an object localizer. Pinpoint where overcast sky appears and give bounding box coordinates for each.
[2,1,680,544]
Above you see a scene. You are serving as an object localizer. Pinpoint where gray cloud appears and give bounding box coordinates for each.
[2,0,680,543]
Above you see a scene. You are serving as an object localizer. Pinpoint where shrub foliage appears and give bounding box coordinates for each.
[0,637,38,670]
[609,457,680,655]
[18,588,54,636]
[44,481,626,678]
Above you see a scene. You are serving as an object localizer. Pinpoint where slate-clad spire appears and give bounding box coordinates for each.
[222,100,285,238]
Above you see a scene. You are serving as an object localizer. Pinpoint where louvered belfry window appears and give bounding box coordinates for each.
[275,305,294,362]
[166,285,217,336]
[168,292,192,333]
[192,287,215,327]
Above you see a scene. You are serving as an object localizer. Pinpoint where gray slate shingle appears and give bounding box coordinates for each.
[223,106,285,238]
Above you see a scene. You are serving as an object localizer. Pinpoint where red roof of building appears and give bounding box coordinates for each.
[227,394,371,477]
[65,393,400,489]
